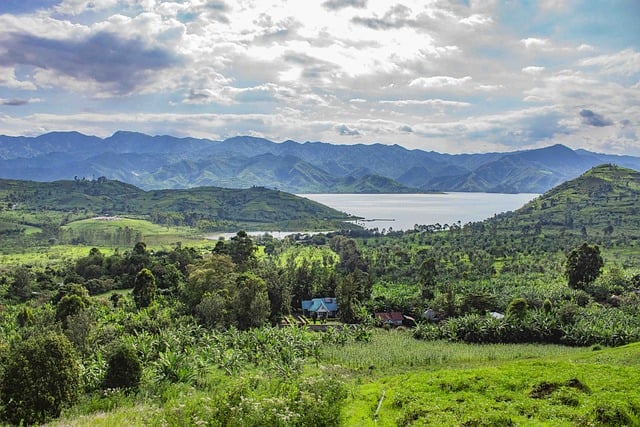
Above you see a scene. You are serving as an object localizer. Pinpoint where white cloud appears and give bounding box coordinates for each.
[580,48,640,76]
[459,14,492,26]
[409,76,472,88]
[521,37,549,49]
[380,99,471,108]
[522,66,545,75]
[0,66,37,90]
[54,0,120,15]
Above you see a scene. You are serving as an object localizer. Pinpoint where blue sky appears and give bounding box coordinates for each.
[0,0,638,154]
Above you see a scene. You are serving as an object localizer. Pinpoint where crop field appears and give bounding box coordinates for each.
[319,329,585,373]
[62,217,206,246]
[0,245,117,267]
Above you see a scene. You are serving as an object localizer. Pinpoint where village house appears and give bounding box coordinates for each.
[301,297,338,319]
[374,311,404,327]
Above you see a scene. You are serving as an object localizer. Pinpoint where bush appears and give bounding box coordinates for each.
[103,344,143,391]
[506,297,528,320]
[56,294,87,328]
[0,333,81,425]
[16,306,35,327]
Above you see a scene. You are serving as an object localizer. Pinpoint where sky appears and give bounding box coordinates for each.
[0,0,638,155]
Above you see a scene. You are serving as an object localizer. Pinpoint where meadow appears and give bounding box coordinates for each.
[40,328,640,427]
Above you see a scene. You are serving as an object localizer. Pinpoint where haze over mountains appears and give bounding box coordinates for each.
[2,131,640,194]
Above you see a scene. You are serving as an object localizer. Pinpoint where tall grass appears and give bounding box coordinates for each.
[342,342,640,427]
[319,329,585,372]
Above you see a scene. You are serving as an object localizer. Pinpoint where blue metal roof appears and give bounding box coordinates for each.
[301,297,338,312]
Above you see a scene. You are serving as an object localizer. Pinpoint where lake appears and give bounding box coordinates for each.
[300,192,539,231]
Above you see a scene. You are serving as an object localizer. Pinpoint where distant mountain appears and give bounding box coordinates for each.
[1,132,640,193]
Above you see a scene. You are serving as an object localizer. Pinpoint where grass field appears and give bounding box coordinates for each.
[0,245,117,267]
[0,221,214,267]
[337,332,640,426]
[43,329,640,427]
[63,217,206,246]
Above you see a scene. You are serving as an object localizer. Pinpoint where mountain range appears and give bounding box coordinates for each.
[2,131,640,193]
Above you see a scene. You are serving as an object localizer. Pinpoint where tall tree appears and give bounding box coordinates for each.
[565,243,604,290]
[418,257,437,300]
[133,268,157,309]
[229,231,257,269]
[235,272,270,330]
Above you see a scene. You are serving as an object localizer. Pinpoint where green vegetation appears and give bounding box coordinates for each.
[0,164,639,426]
[343,337,640,426]
[0,177,356,250]
[0,333,81,425]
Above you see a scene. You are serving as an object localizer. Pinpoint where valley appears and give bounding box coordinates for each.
[0,164,639,425]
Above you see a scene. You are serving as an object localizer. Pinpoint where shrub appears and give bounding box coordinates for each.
[506,297,528,320]
[593,402,634,426]
[16,306,35,327]
[56,294,87,328]
[103,344,143,391]
[0,333,81,425]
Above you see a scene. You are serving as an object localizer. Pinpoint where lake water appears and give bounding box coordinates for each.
[300,193,539,231]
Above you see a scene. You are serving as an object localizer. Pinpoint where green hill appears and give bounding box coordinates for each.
[0,178,357,246]
[491,164,640,242]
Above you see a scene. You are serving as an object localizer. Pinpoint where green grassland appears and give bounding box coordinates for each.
[496,164,640,241]
[62,217,206,246]
[342,334,640,426]
[43,329,640,427]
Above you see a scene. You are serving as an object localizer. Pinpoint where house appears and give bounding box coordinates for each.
[375,312,404,326]
[301,297,338,319]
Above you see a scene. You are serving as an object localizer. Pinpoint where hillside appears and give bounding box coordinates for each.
[0,178,356,241]
[2,132,640,193]
[490,164,640,242]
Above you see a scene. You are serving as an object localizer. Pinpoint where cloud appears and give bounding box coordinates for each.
[351,4,413,30]
[322,0,367,11]
[409,76,472,88]
[380,99,471,108]
[0,98,40,106]
[0,66,38,90]
[580,48,640,76]
[580,109,613,127]
[522,66,545,75]
[54,0,119,15]
[335,124,361,136]
[0,31,182,95]
[0,1,637,156]
[521,37,549,49]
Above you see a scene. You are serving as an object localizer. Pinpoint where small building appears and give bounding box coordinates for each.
[301,297,338,319]
[375,312,404,327]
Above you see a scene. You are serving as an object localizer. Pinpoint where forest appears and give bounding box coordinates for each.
[0,164,639,426]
